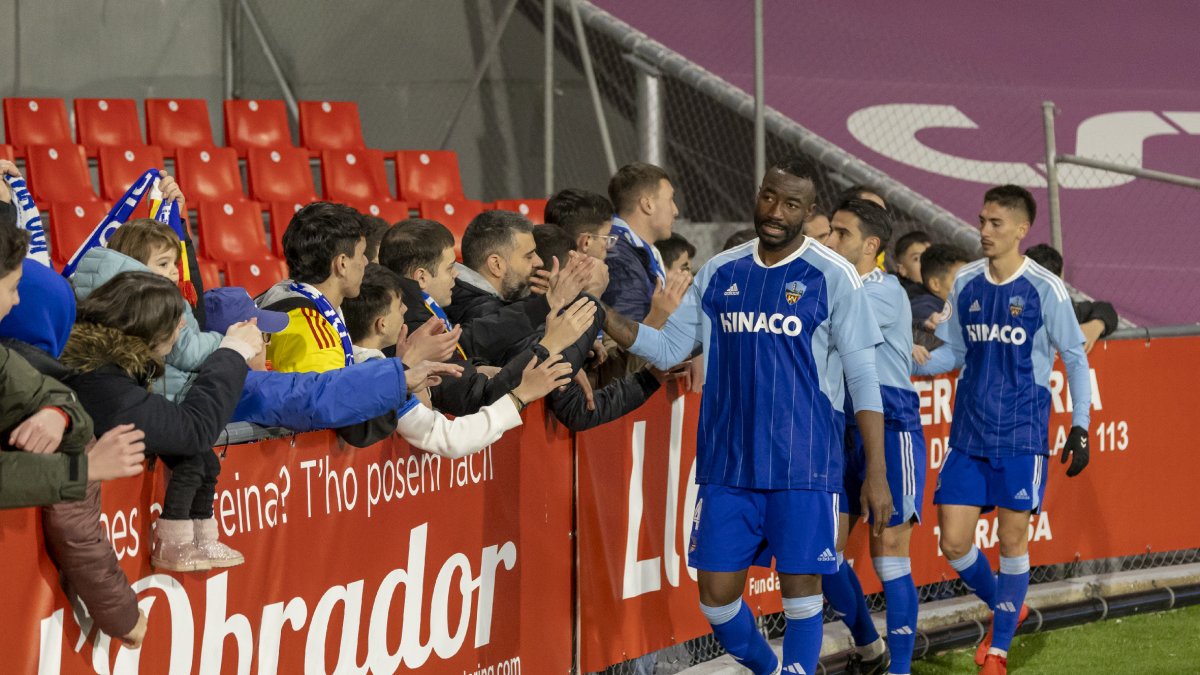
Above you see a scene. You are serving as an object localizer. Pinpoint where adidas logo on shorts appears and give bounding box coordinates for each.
[725,283,740,296]
[1014,488,1031,500]
[817,548,836,562]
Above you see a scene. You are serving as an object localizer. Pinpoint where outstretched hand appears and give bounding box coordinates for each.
[404,360,464,394]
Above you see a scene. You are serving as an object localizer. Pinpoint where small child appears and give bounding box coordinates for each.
[61,271,262,572]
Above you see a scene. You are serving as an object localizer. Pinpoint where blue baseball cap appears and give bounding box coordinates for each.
[203,287,290,335]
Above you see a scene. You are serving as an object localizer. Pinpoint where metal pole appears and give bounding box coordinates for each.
[1041,101,1063,253]
[238,0,298,121]
[222,0,235,100]
[543,0,555,196]
[570,0,617,175]
[626,54,663,165]
[438,0,521,149]
[1058,154,1200,190]
[753,0,765,183]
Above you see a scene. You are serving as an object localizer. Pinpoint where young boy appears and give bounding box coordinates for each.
[911,243,972,349]
[893,231,932,299]
[655,232,696,275]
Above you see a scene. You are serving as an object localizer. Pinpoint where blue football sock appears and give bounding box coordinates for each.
[948,546,997,610]
[822,554,880,647]
[782,594,824,675]
[991,554,1030,653]
[700,598,778,674]
[875,556,918,674]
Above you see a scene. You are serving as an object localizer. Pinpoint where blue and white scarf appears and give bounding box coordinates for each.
[423,291,466,359]
[610,217,666,285]
[289,282,354,367]
[60,168,184,279]
[6,175,50,267]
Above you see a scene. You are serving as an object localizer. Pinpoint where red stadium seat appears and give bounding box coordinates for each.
[0,145,13,162]
[24,145,97,204]
[224,99,292,157]
[298,101,365,152]
[395,150,465,203]
[97,146,166,201]
[47,201,110,268]
[196,200,271,262]
[418,199,484,255]
[74,98,143,155]
[3,98,72,154]
[224,259,288,298]
[247,147,318,204]
[145,99,214,152]
[350,199,410,225]
[267,201,307,258]
[321,148,392,203]
[195,259,223,290]
[176,147,245,203]
[492,199,548,224]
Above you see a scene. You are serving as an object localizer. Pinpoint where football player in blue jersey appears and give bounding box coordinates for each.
[602,158,894,675]
[826,198,926,675]
[913,185,1091,675]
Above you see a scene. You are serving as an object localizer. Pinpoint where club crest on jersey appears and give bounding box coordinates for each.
[1009,295,1025,317]
[785,280,806,305]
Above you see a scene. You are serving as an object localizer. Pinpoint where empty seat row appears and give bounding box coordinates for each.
[12,143,467,207]
[2,97,369,157]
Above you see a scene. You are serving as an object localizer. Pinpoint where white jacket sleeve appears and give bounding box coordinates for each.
[395,394,523,459]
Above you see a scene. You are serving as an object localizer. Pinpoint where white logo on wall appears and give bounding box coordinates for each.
[847,104,1200,189]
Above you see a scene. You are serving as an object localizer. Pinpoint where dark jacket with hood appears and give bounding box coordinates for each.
[60,323,248,455]
[445,264,554,364]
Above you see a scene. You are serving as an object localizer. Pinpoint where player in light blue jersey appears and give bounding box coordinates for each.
[913,185,1091,675]
[602,158,894,675]
[826,198,926,675]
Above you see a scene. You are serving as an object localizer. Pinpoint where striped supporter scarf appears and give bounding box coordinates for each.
[5,175,50,267]
[60,168,198,305]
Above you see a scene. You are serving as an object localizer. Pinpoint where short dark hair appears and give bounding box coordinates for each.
[378,219,456,278]
[1025,243,1063,277]
[608,162,670,215]
[894,230,932,258]
[984,184,1037,224]
[532,224,576,270]
[722,228,756,251]
[655,232,696,270]
[0,222,30,277]
[835,198,894,250]
[544,188,614,238]
[361,214,391,263]
[342,264,404,342]
[768,156,818,183]
[837,184,885,207]
[460,210,534,272]
[920,244,973,290]
[281,202,369,285]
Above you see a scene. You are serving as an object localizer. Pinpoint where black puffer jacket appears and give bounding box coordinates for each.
[60,323,247,457]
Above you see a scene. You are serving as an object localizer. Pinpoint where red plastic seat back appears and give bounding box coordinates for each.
[267,201,308,259]
[492,199,548,225]
[25,145,96,204]
[195,259,223,291]
[74,98,142,155]
[395,150,465,203]
[350,199,410,225]
[97,146,166,201]
[197,200,270,262]
[4,98,72,149]
[48,201,110,268]
[145,99,214,152]
[176,147,244,204]
[224,259,289,298]
[321,149,390,203]
[298,101,365,151]
[418,199,484,257]
[0,145,13,162]
[224,99,292,156]
[247,147,318,204]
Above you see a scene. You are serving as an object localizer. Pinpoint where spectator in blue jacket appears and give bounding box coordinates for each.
[602,163,678,321]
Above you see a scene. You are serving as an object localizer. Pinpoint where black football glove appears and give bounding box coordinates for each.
[1060,426,1089,477]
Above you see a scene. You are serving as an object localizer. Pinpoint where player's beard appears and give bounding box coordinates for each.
[754,217,802,251]
[501,270,530,301]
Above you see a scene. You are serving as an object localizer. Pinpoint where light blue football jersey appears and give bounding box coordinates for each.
[850,269,921,431]
[630,238,882,491]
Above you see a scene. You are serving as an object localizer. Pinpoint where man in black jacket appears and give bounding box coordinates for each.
[1025,244,1119,353]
